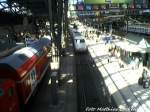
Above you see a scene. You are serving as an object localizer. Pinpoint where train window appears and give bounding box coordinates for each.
[8,87,14,97]
[76,39,80,44]
[30,48,38,54]
[74,32,81,36]
[0,88,4,97]
[31,71,35,80]
[80,39,85,43]
[38,50,44,57]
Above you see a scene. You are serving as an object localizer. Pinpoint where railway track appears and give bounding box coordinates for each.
[76,53,102,112]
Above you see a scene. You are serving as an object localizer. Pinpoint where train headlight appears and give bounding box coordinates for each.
[0,88,4,97]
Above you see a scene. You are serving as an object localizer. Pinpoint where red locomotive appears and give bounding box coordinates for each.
[0,36,51,112]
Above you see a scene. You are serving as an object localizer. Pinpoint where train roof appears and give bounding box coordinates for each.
[1,47,36,68]
[0,47,37,80]
[28,36,51,50]
[0,37,51,81]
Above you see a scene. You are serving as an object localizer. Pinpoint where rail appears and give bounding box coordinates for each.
[76,53,103,112]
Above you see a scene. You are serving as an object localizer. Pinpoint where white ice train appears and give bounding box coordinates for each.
[69,27,87,53]
[122,25,150,35]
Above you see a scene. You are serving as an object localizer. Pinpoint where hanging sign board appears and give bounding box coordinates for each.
[84,0,132,4]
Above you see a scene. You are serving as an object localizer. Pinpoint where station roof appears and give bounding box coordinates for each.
[0,0,49,16]
[0,0,52,24]
[12,0,49,15]
[115,36,150,53]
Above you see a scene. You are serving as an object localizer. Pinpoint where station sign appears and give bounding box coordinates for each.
[77,11,100,16]
[84,0,132,4]
[109,4,119,8]
[105,0,112,3]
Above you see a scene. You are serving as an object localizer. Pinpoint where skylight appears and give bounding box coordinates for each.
[0,0,32,15]
[0,0,7,2]
[0,0,7,10]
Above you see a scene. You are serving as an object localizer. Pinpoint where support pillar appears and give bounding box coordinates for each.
[48,0,60,71]
[51,72,58,105]
[48,0,59,106]
[48,0,53,37]
[110,23,112,34]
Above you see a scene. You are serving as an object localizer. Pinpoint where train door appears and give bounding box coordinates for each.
[0,80,19,112]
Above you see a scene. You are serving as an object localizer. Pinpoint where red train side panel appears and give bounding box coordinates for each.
[0,36,51,112]
[0,80,19,112]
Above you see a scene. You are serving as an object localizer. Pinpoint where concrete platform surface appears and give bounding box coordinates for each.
[26,38,77,112]
[86,39,150,112]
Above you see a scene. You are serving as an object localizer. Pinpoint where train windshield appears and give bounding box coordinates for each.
[80,39,85,43]
[0,88,4,97]
[18,54,28,61]
[74,32,81,36]
[76,39,80,44]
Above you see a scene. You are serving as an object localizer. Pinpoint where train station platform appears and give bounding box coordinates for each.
[52,38,77,112]
[85,39,150,112]
[27,37,77,112]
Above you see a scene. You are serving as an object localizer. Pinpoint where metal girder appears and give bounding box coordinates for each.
[8,0,49,15]
[0,0,64,28]
[0,0,30,15]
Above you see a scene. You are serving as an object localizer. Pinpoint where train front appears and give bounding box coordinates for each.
[0,79,19,112]
[0,36,51,112]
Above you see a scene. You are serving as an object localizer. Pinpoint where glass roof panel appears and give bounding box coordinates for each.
[0,0,7,2]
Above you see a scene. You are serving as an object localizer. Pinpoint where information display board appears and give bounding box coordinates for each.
[84,0,132,4]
